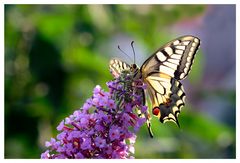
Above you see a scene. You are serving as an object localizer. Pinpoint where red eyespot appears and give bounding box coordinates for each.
[152,107,160,116]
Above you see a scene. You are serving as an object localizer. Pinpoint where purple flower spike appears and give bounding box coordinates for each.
[41,70,147,159]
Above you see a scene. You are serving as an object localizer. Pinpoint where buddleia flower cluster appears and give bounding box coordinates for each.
[41,71,148,159]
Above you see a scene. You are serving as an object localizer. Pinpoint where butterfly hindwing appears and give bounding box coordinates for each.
[144,73,185,126]
[158,79,185,126]
[144,72,172,106]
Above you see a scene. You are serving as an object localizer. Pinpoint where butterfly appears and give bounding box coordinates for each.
[109,35,200,137]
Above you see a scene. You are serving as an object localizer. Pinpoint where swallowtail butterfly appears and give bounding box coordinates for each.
[109,35,200,137]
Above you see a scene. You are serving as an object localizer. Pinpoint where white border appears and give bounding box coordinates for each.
[236,2,239,160]
[1,0,239,162]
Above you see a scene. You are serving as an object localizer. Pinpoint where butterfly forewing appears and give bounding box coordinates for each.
[109,59,130,78]
[172,36,200,80]
[141,35,200,80]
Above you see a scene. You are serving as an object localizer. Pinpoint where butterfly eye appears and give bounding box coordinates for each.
[132,64,137,69]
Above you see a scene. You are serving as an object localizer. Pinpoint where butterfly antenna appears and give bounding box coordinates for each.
[117,45,133,62]
[131,41,136,64]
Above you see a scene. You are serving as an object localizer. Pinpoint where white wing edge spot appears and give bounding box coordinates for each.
[194,38,199,43]
[172,106,179,113]
[180,73,185,79]
[176,100,183,106]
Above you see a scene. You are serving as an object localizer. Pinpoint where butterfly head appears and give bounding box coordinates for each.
[130,63,137,70]
[130,63,140,75]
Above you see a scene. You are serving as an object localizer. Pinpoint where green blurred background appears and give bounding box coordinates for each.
[4,4,236,158]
